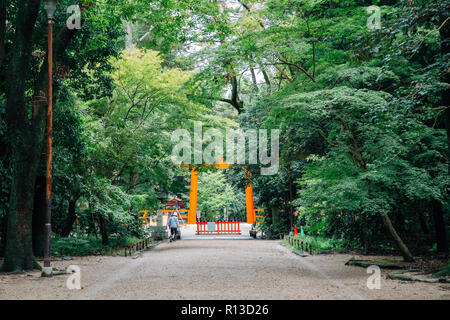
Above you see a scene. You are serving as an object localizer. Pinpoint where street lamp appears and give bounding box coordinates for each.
[42,0,57,277]
[44,0,57,20]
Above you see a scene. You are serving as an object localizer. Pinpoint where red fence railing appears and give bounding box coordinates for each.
[196,222,241,235]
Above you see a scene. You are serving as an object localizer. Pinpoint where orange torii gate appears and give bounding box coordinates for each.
[181,157,255,225]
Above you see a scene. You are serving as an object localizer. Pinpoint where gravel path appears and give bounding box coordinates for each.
[0,239,449,300]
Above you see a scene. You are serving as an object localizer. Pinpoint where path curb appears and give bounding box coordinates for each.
[387,270,449,283]
[145,241,161,251]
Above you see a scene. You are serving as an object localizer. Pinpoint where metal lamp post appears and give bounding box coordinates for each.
[42,0,57,277]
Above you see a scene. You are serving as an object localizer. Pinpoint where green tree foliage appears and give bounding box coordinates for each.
[0,0,448,270]
[191,0,448,259]
[51,48,210,245]
[0,0,232,271]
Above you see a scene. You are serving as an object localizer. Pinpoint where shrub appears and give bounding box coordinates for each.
[51,234,142,256]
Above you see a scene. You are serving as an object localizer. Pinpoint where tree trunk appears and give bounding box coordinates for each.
[61,199,78,237]
[259,64,271,91]
[418,211,430,235]
[381,213,414,262]
[2,2,84,271]
[98,213,109,246]
[230,76,242,114]
[271,204,280,225]
[0,0,6,64]
[2,133,43,271]
[436,13,450,255]
[3,98,46,271]
[395,210,406,235]
[32,173,46,257]
[125,22,133,49]
[431,199,449,254]
[440,17,450,175]
[250,67,259,93]
[0,214,6,256]
[288,164,294,232]
[1,1,43,272]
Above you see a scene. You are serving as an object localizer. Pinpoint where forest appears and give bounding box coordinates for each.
[0,0,448,272]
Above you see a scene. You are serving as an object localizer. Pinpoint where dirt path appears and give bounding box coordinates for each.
[0,239,449,300]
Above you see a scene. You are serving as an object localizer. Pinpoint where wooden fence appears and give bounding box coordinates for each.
[196,222,241,235]
[284,234,313,255]
[123,238,153,256]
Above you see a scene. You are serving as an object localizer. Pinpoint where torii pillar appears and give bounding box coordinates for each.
[245,182,255,224]
[187,169,198,225]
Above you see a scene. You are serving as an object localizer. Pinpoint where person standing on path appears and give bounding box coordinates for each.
[167,212,179,241]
